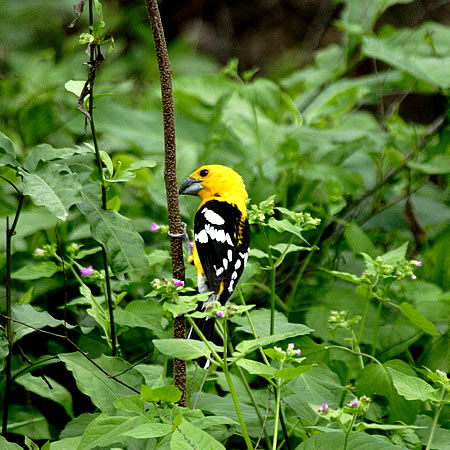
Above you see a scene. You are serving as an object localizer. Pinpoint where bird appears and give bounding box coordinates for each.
[179,164,251,361]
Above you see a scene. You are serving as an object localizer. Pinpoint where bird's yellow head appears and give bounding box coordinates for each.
[179,165,248,215]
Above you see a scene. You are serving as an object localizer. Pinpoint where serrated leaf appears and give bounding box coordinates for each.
[12,261,60,280]
[77,183,149,274]
[399,303,439,336]
[388,368,440,402]
[21,164,82,221]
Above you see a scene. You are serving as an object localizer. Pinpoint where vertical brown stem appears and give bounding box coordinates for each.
[145,0,186,406]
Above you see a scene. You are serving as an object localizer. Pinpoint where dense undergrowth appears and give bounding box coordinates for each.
[0,0,448,449]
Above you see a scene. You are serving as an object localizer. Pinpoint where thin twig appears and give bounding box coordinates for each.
[144,0,187,406]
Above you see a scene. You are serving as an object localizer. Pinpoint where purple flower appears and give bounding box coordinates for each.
[411,275,417,280]
[173,279,184,287]
[296,349,302,356]
[321,404,328,411]
[352,400,358,407]
[80,265,94,276]
[151,222,160,232]
[216,310,224,318]
[288,343,295,350]
[189,241,194,249]
[414,261,422,267]
[317,407,323,413]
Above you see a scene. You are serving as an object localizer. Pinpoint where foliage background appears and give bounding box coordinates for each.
[0,0,448,448]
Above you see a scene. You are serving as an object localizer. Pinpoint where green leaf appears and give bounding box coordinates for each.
[287,365,345,408]
[268,217,307,242]
[15,373,73,417]
[382,242,408,265]
[399,302,439,336]
[58,353,143,414]
[236,359,277,380]
[274,365,314,381]
[12,304,73,342]
[12,261,60,280]
[64,80,86,97]
[344,222,377,258]
[113,395,144,414]
[171,418,225,450]
[78,414,147,449]
[120,422,172,439]
[0,436,22,449]
[295,430,403,449]
[388,368,441,402]
[23,143,93,172]
[6,405,50,440]
[141,384,181,403]
[77,183,149,274]
[362,22,450,89]
[19,287,34,304]
[234,324,312,356]
[408,156,450,175]
[323,269,361,284]
[153,339,222,360]
[106,159,157,183]
[0,131,19,168]
[21,164,82,221]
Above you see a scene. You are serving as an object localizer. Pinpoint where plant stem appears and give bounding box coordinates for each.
[426,391,446,450]
[260,225,276,335]
[355,289,371,369]
[222,321,253,450]
[272,371,283,450]
[371,300,383,357]
[2,193,24,436]
[343,412,356,450]
[86,0,116,356]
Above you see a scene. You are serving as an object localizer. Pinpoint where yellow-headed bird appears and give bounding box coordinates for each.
[179,165,251,353]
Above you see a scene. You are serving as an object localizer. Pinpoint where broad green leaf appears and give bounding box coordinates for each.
[153,339,222,360]
[47,437,82,449]
[274,365,313,381]
[21,164,82,221]
[64,80,86,97]
[171,418,225,450]
[323,268,362,284]
[121,422,172,439]
[19,287,34,304]
[106,159,157,183]
[113,395,144,414]
[408,156,450,175]
[12,304,73,342]
[268,217,307,242]
[77,183,149,274]
[382,242,408,265]
[295,430,403,449]
[236,358,276,380]
[0,131,19,168]
[345,222,377,258]
[399,302,439,336]
[58,353,143,414]
[78,414,147,449]
[388,368,440,402]
[6,405,50,440]
[194,416,239,429]
[23,143,93,172]
[141,384,181,403]
[362,23,450,89]
[0,436,22,449]
[15,373,73,417]
[12,261,60,280]
[356,423,424,431]
[234,324,312,355]
[287,365,345,408]
[114,300,165,336]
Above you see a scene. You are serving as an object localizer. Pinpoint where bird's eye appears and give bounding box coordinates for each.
[200,169,209,177]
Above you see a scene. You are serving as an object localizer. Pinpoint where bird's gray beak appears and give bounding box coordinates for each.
[179,177,203,196]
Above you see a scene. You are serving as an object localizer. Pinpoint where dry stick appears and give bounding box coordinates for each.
[2,190,24,436]
[144,0,187,407]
